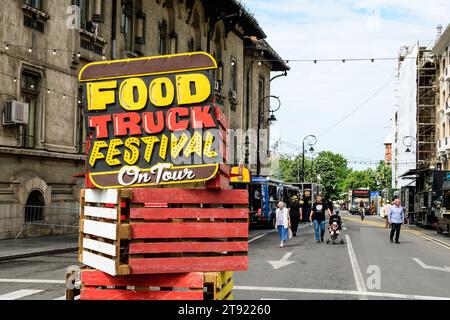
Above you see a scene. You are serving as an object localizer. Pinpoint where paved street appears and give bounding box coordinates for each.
[0,212,450,300]
[234,212,450,300]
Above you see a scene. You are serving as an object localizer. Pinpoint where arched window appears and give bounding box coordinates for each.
[25,190,45,222]
[166,0,177,53]
[159,20,168,54]
[214,28,223,84]
[193,10,201,51]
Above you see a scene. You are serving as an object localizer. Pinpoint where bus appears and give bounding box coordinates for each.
[350,189,370,214]
[232,177,301,228]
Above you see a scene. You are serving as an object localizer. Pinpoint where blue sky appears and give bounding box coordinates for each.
[243,0,450,169]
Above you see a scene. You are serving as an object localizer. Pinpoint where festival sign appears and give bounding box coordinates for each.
[79,52,222,189]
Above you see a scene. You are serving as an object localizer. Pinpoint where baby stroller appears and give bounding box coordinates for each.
[327,213,344,244]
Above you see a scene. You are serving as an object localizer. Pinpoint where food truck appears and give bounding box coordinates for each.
[350,189,371,214]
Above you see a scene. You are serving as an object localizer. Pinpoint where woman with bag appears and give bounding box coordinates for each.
[276,201,290,248]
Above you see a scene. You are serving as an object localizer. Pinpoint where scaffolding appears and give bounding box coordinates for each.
[416,43,437,169]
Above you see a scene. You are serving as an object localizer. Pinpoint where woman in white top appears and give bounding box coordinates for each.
[276,201,290,247]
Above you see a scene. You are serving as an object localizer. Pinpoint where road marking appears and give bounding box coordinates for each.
[54,295,67,300]
[412,258,450,273]
[345,235,367,293]
[0,279,66,284]
[233,285,450,300]
[268,252,296,270]
[248,231,275,243]
[0,289,44,300]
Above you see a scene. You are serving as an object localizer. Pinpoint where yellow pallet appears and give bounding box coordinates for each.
[204,271,234,300]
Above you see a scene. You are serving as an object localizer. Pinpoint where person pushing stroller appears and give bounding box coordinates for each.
[327,210,344,244]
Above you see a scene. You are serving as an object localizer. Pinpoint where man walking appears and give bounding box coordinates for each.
[289,196,302,236]
[388,198,404,244]
[309,195,331,242]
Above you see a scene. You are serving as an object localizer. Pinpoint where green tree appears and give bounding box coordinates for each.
[311,151,349,200]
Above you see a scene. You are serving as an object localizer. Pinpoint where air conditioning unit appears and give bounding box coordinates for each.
[3,101,29,125]
[214,81,221,91]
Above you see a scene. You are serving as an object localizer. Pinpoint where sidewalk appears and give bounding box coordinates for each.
[0,234,78,261]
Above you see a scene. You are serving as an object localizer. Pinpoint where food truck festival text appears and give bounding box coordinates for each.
[82,56,271,188]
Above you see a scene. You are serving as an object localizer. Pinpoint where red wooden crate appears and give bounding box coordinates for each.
[127,188,248,275]
[80,270,204,300]
[79,188,249,275]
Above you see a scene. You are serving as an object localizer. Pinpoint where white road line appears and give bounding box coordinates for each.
[0,279,66,284]
[248,230,277,243]
[54,295,67,300]
[233,286,450,300]
[0,289,44,300]
[345,235,367,293]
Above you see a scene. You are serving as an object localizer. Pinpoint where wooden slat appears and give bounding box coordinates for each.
[83,220,117,240]
[130,208,248,220]
[131,189,248,204]
[82,251,117,276]
[83,238,117,257]
[131,222,248,239]
[129,256,248,274]
[81,270,203,288]
[80,289,203,300]
[84,206,118,220]
[129,241,248,254]
[85,189,118,204]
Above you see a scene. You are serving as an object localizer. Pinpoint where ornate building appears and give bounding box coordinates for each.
[0,0,288,239]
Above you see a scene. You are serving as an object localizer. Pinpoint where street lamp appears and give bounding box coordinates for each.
[300,135,317,182]
[256,95,281,176]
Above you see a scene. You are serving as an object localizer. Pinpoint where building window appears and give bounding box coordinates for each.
[72,0,89,29]
[188,38,195,52]
[121,1,134,52]
[159,20,168,54]
[25,190,45,222]
[21,71,40,149]
[193,10,202,51]
[23,0,42,10]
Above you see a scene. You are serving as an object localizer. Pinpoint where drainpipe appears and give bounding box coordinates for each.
[111,0,117,59]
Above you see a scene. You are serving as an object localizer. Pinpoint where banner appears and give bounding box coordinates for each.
[79,52,221,188]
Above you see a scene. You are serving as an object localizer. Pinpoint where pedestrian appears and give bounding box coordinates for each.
[276,201,290,248]
[388,198,404,244]
[289,196,302,236]
[309,195,331,243]
[370,201,376,216]
[381,200,392,228]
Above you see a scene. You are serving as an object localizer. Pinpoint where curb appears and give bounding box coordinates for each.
[0,247,78,262]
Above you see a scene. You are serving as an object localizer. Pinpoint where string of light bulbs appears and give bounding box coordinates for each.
[3,42,106,60]
[0,70,82,103]
[3,41,418,65]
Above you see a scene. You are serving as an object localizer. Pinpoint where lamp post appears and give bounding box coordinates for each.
[309,152,320,182]
[256,95,281,176]
[301,135,317,182]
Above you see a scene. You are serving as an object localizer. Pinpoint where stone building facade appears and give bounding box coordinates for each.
[0,0,288,239]
[434,24,450,169]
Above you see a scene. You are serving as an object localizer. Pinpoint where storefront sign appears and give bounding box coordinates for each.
[79,53,221,188]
